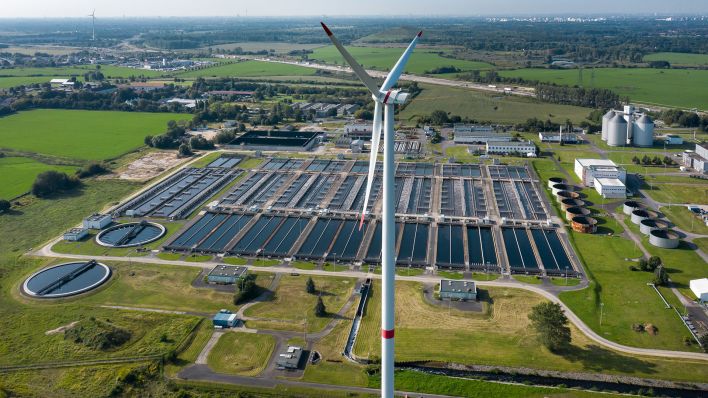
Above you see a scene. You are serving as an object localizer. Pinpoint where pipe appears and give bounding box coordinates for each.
[381,103,396,398]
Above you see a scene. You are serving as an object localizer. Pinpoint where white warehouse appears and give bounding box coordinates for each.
[486,140,536,156]
[574,158,626,187]
[690,278,708,303]
[594,177,627,199]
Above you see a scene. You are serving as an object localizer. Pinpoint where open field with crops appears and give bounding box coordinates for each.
[0,156,77,199]
[498,67,708,110]
[0,109,191,161]
[400,83,592,124]
[177,60,318,78]
[309,46,494,74]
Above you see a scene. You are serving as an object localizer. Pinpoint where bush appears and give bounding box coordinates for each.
[648,256,662,271]
[178,144,193,157]
[215,130,236,144]
[64,318,131,351]
[233,274,259,304]
[76,162,109,178]
[31,170,81,197]
[189,134,215,150]
[653,265,668,286]
[0,199,10,213]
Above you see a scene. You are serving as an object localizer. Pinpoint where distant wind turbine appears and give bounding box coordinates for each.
[88,9,96,41]
[320,22,421,398]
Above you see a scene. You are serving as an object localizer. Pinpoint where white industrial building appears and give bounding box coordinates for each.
[601,105,654,147]
[486,140,536,156]
[690,278,708,303]
[63,227,88,241]
[594,177,627,199]
[574,158,627,187]
[539,131,580,143]
[83,213,112,230]
[344,123,373,140]
[453,124,511,144]
[682,144,708,174]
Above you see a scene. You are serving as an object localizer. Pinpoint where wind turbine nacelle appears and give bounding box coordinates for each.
[378,90,409,105]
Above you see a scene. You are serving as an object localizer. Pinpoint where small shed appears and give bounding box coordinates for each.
[63,227,88,241]
[689,278,708,303]
[439,279,477,301]
[207,265,247,285]
[276,346,304,370]
[212,310,238,328]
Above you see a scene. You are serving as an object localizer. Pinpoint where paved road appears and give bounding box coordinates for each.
[32,243,708,362]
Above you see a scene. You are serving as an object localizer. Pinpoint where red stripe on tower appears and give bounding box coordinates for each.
[320,22,333,36]
[417,31,423,37]
[383,90,392,104]
[381,329,395,339]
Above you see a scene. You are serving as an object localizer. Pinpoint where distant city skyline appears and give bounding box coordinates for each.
[2,0,708,18]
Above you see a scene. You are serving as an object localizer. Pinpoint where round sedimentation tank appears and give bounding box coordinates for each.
[632,115,654,147]
[566,206,591,220]
[96,221,165,248]
[601,110,615,141]
[640,219,670,235]
[631,209,657,225]
[571,216,597,233]
[623,200,643,215]
[23,260,111,298]
[551,183,574,196]
[607,113,628,147]
[561,198,586,211]
[649,229,680,249]
[556,190,580,202]
[548,177,566,189]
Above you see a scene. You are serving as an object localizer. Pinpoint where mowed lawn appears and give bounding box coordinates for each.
[0,156,77,199]
[498,67,708,110]
[0,110,191,160]
[400,83,591,124]
[177,60,317,78]
[309,46,493,74]
[207,332,275,376]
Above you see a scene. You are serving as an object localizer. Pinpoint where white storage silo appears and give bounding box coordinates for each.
[601,110,614,141]
[632,115,654,147]
[607,113,628,147]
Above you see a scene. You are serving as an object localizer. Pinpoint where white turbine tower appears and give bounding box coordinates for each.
[88,10,96,41]
[321,22,421,398]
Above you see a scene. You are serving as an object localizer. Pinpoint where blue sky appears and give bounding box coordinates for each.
[2,0,707,18]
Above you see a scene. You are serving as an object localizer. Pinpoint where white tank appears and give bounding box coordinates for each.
[632,115,654,147]
[607,113,627,147]
[601,110,614,141]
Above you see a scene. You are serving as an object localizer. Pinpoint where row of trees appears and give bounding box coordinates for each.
[658,109,708,132]
[631,155,675,166]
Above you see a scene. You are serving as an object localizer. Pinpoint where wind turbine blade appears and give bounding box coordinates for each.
[321,22,380,96]
[381,31,422,91]
[360,101,383,230]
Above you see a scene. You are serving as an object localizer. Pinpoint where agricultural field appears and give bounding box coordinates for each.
[0,76,53,88]
[400,83,592,125]
[177,60,318,78]
[498,67,708,110]
[0,65,164,81]
[309,46,494,74]
[208,332,275,376]
[0,109,191,161]
[354,281,708,382]
[196,41,325,54]
[643,52,708,67]
[0,156,77,199]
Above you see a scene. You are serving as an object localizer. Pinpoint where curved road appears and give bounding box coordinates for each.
[32,243,708,362]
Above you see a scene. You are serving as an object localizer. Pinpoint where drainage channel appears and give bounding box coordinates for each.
[343,278,372,362]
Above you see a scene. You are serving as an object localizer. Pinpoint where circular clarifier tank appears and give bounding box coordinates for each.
[23,260,111,298]
[96,221,165,248]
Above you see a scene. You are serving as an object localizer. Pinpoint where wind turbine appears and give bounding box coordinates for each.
[88,9,96,41]
[320,22,421,398]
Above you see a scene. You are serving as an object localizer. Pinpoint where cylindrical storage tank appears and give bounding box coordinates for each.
[548,177,566,189]
[601,110,615,141]
[623,200,642,215]
[640,219,670,235]
[556,190,580,202]
[566,206,591,220]
[607,113,628,147]
[631,209,657,225]
[561,198,586,211]
[649,229,680,249]
[633,115,654,147]
[551,183,574,196]
[571,216,597,233]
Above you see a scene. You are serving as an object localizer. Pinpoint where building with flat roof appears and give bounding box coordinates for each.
[83,213,113,230]
[682,144,708,174]
[690,278,708,303]
[276,346,305,370]
[439,279,477,301]
[486,140,536,156]
[207,265,248,285]
[227,130,322,151]
[453,125,510,144]
[539,131,580,143]
[594,177,627,199]
[212,310,238,328]
[63,227,88,241]
[344,123,374,140]
[574,158,626,187]
[664,135,683,145]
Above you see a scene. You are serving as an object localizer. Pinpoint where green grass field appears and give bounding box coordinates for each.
[660,206,708,234]
[0,109,191,161]
[0,156,77,199]
[0,76,54,88]
[643,52,708,67]
[177,60,317,78]
[644,184,708,205]
[0,65,164,78]
[207,332,275,376]
[399,84,592,125]
[498,67,708,110]
[309,46,493,74]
